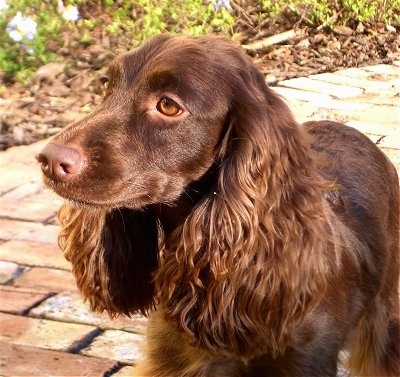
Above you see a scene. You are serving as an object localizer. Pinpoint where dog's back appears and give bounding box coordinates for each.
[304,120,399,375]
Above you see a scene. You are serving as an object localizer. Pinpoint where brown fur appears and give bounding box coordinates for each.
[38,35,399,376]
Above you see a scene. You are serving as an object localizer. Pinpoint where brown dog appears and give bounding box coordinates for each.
[38,34,399,376]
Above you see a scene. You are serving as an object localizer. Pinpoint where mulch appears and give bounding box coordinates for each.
[1,19,399,150]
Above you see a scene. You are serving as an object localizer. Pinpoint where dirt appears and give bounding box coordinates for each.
[0,14,399,150]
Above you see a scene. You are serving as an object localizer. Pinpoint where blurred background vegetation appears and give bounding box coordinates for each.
[0,0,399,82]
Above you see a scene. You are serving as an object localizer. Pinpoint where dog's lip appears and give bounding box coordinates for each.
[42,181,154,210]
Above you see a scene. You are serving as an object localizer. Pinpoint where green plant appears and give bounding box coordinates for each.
[258,0,400,27]
[0,0,78,81]
[102,0,235,45]
[1,0,398,83]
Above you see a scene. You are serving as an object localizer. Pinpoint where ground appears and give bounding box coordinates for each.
[0,14,399,150]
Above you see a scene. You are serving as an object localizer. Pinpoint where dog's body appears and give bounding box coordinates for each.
[38,35,399,376]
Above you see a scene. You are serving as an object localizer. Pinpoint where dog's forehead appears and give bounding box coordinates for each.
[115,37,218,81]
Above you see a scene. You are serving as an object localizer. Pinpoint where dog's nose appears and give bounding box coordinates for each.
[37,142,85,182]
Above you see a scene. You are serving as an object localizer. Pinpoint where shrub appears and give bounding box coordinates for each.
[0,0,398,82]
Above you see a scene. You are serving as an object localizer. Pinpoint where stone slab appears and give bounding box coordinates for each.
[30,291,148,334]
[0,239,70,270]
[279,76,364,98]
[112,366,137,376]
[380,148,400,175]
[0,341,118,376]
[0,260,21,283]
[0,218,59,244]
[80,329,145,364]
[334,66,396,80]
[0,286,51,315]
[273,86,334,104]
[0,312,99,352]
[309,71,399,91]
[13,266,77,292]
[0,196,56,222]
[364,64,400,76]
[1,180,43,199]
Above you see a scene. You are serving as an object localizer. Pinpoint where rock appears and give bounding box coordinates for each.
[375,35,386,46]
[386,24,396,33]
[312,33,328,44]
[45,81,70,98]
[296,38,310,48]
[328,41,342,51]
[333,25,353,36]
[356,22,365,34]
[35,63,66,83]
[353,37,367,46]
[265,74,277,85]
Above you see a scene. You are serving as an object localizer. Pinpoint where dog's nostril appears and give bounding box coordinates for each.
[60,162,76,175]
[36,153,49,166]
[37,142,85,182]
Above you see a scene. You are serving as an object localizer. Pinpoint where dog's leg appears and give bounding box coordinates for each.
[345,302,400,376]
[132,310,246,377]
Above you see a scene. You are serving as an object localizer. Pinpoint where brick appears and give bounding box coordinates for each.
[0,196,56,222]
[13,267,77,292]
[0,341,118,376]
[30,291,148,334]
[81,329,145,364]
[373,135,400,150]
[0,218,59,244]
[0,240,70,270]
[364,64,400,76]
[112,365,137,376]
[346,120,399,138]
[279,76,364,99]
[334,66,388,80]
[291,102,398,130]
[339,103,399,128]
[273,86,334,104]
[0,142,45,195]
[0,260,21,283]
[277,85,396,116]
[380,148,400,175]
[0,312,99,352]
[310,72,398,91]
[1,180,43,199]
[0,286,52,314]
[354,89,400,106]
[0,138,47,166]
[0,172,41,197]
[32,189,64,208]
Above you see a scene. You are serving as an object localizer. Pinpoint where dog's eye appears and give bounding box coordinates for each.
[156,97,182,117]
[100,74,109,89]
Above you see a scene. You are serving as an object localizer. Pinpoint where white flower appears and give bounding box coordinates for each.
[0,0,9,12]
[9,30,22,42]
[7,12,37,42]
[61,4,80,22]
[212,0,232,11]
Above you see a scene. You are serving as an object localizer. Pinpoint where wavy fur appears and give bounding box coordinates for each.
[37,35,400,376]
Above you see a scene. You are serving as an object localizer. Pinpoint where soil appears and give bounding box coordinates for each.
[0,10,399,150]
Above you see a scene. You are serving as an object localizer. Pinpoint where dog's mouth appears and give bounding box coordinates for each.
[43,176,172,210]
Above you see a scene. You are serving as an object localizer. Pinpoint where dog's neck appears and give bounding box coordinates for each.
[155,165,219,234]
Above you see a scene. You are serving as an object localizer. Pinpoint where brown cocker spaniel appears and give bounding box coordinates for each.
[37,34,399,376]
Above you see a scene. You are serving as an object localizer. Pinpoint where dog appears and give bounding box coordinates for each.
[38,34,399,376]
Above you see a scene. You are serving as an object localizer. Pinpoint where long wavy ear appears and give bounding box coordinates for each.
[157,49,330,359]
[58,204,158,317]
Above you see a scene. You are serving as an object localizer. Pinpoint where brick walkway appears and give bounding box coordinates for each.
[1,62,399,376]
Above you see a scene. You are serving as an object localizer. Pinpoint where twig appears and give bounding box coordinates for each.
[242,29,306,50]
[230,0,256,30]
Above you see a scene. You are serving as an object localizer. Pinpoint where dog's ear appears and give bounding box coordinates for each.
[156,42,330,359]
[58,205,158,317]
